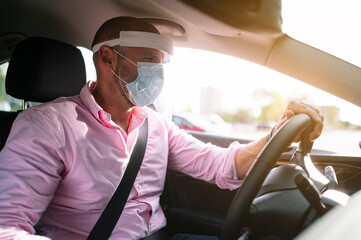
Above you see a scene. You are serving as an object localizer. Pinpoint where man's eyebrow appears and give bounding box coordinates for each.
[141,55,163,62]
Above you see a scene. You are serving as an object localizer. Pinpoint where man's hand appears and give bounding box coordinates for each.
[272,101,324,142]
[235,101,324,179]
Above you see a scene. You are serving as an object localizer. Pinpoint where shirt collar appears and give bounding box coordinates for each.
[79,81,148,133]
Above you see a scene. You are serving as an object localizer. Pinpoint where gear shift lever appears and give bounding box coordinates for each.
[324,166,338,189]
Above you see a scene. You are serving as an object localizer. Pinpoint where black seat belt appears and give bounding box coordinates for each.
[87,118,149,240]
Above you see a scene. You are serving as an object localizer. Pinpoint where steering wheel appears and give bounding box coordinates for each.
[221,113,313,240]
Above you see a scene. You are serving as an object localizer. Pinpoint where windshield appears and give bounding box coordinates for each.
[282,0,361,68]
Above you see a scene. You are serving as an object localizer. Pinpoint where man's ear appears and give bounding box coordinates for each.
[98,46,116,71]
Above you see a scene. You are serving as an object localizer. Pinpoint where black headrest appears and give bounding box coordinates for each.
[5,37,86,102]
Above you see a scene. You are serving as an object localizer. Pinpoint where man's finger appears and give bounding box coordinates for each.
[309,119,324,142]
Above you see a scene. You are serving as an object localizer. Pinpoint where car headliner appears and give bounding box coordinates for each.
[1,0,360,108]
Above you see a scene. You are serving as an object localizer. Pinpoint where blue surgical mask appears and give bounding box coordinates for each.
[111,49,165,107]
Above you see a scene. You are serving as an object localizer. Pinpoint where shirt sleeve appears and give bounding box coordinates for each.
[166,119,243,190]
[0,107,65,239]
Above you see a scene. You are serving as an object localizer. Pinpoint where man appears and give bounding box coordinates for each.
[0,17,323,239]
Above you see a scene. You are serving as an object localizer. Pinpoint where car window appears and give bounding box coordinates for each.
[162,47,361,155]
[76,45,361,155]
[0,62,22,111]
[78,47,97,82]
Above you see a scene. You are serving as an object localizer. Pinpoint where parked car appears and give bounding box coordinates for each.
[0,0,361,239]
[172,112,232,134]
[172,113,207,132]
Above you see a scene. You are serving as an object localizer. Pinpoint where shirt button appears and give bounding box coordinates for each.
[137,184,142,190]
[103,114,108,119]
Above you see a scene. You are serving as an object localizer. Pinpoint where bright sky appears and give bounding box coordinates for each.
[81,0,361,126]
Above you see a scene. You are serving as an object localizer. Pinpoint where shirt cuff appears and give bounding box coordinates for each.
[216,141,243,190]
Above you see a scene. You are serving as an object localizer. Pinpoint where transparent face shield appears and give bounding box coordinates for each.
[92,31,173,63]
[92,31,174,108]
[111,49,165,107]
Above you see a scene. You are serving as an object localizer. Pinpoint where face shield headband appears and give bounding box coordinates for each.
[92,31,173,62]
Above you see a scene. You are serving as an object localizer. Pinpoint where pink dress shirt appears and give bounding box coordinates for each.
[0,83,242,239]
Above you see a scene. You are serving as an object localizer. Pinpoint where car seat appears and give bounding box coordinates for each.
[0,37,86,150]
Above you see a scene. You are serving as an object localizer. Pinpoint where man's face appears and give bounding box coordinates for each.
[112,46,164,106]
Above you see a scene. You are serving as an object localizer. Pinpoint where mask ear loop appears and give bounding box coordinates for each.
[112,48,137,66]
[110,69,137,106]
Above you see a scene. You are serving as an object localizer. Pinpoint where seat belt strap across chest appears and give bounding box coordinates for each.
[87,117,149,240]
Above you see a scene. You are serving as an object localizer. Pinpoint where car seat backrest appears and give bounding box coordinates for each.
[0,37,87,150]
